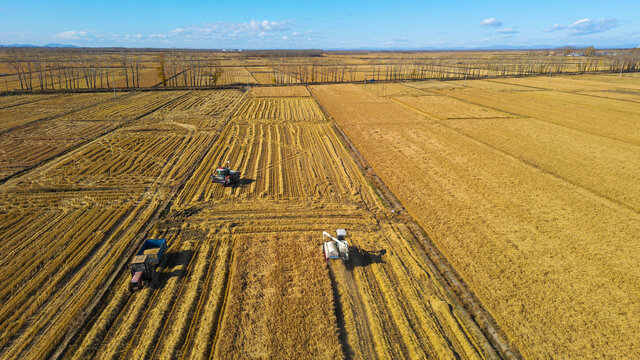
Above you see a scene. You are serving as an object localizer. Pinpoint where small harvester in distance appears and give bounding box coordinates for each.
[130,238,167,292]
[322,229,349,263]
[211,161,241,186]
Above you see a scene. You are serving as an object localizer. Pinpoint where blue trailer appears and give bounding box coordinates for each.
[130,239,167,292]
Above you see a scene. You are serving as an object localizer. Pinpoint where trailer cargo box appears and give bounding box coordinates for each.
[136,239,167,265]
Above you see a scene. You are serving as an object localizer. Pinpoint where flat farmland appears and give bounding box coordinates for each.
[311,75,640,358]
[3,72,637,360]
[417,81,640,144]
[0,93,115,132]
[0,89,243,359]
[58,87,492,360]
[0,92,193,182]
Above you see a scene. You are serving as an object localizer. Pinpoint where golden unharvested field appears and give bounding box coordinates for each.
[311,73,640,358]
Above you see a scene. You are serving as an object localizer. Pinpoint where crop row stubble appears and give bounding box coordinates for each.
[0,89,244,359]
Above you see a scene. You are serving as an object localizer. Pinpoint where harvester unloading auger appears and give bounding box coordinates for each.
[322,229,349,263]
[211,161,241,186]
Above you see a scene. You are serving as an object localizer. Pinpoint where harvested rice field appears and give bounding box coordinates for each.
[0,86,494,360]
[1,72,638,360]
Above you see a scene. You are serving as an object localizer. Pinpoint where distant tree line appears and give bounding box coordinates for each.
[1,47,639,92]
[3,48,225,91]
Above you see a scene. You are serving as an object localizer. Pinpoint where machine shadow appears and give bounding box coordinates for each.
[347,247,386,269]
[154,249,195,288]
[229,178,255,188]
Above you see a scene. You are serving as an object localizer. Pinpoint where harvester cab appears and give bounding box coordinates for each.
[211,161,241,186]
[322,229,349,263]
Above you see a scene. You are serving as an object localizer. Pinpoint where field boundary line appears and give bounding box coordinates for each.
[308,85,519,360]
[0,84,245,96]
[389,96,640,217]
[50,90,247,360]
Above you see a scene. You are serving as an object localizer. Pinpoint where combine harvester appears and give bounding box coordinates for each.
[130,238,167,292]
[211,161,241,186]
[322,229,349,263]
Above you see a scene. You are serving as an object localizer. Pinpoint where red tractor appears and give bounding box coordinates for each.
[211,161,241,186]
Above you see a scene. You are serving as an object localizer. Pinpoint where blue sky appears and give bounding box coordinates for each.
[1,0,638,49]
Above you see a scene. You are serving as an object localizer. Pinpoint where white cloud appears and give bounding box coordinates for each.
[480,18,502,27]
[54,30,93,40]
[543,23,566,33]
[495,27,519,34]
[250,19,290,31]
[480,18,518,36]
[168,19,292,40]
[544,18,620,35]
[258,31,274,38]
[569,18,619,35]
[124,34,143,41]
[384,36,409,45]
[51,19,300,47]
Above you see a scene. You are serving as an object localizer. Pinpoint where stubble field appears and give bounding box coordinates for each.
[0,85,492,359]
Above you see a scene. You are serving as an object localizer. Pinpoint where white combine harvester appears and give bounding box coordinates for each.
[322,229,349,263]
